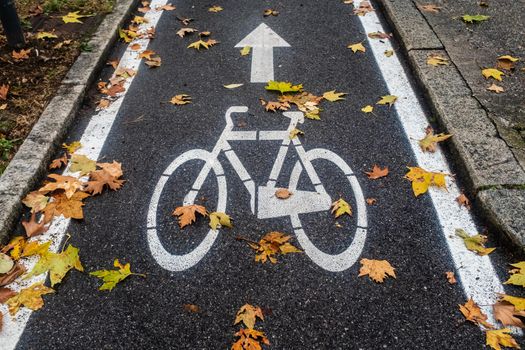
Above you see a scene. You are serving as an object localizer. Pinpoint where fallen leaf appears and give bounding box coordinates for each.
[289,128,304,139]
[0,287,17,303]
[427,54,449,66]
[199,31,211,37]
[359,258,396,283]
[404,166,447,196]
[246,232,302,264]
[177,16,193,25]
[132,16,149,24]
[224,83,244,89]
[183,304,201,313]
[493,301,525,328]
[156,4,175,11]
[487,83,504,93]
[209,5,223,12]
[384,50,394,57]
[361,105,374,113]
[445,271,457,284]
[456,193,471,209]
[348,42,366,53]
[130,43,141,51]
[240,46,251,56]
[354,1,374,16]
[187,39,216,50]
[176,27,197,38]
[275,188,292,199]
[366,198,377,205]
[232,328,270,350]
[22,191,49,213]
[365,165,388,179]
[459,298,493,328]
[498,294,525,311]
[36,31,58,40]
[486,328,520,350]
[263,9,279,16]
[145,56,162,67]
[6,283,54,315]
[265,81,303,94]
[84,161,125,195]
[368,32,391,39]
[456,228,495,256]
[376,95,397,106]
[418,128,452,152]
[0,263,25,286]
[70,154,96,176]
[261,100,290,112]
[49,153,68,170]
[504,262,525,287]
[497,55,519,70]
[90,259,145,291]
[62,141,82,154]
[21,241,51,258]
[39,174,84,199]
[43,191,90,222]
[482,68,504,81]
[22,212,47,238]
[0,85,8,100]
[172,204,207,228]
[62,11,93,24]
[418,4,441,13]
[462,14,490,23]
[138,50,156,60]
[1,237,25,260]
[209,212,232,230]
[235,304,264,330]
[170,94,192,105]
[0,254,14,274]
[331,198,352,218]
[323,90,346,102]
[12,49,31,61]
[25,245,83,287]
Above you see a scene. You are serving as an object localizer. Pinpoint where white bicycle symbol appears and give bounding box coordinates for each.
[147,106,367,272]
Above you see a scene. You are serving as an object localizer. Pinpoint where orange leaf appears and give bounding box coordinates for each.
[172,204,207,228]
[493,301,525,328]
[275,188,292,199]
[358,258,396,283]
[49,153,68,170]
[445,271,457,284]
[43,191,90,222]
[459,298,494,329]
[21,212,47,238]
[365,165,389,179]
[234,304,264,329]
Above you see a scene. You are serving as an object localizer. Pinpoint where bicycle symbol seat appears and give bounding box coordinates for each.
[147,106,367,272]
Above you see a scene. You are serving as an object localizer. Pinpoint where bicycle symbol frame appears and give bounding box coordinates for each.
[147,106,367,272]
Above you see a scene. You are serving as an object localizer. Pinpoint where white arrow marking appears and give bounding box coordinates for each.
[235,23,290,83]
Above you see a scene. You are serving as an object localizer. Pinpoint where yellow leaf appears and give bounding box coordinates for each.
[404,166,447,196]
[187,39,218,50]
[347,42,366,53]
[331,198,352,218]
[482,68,504,81]
[426,54,449,66]
[36,31,58,40]
[289,128,304,139]
[223,83,243,89]
[170,94,192,105]
[70,154,96,176]
[376,95,397,106]
[172,204,207,228]
[486,328,520,350]
[2,236,26,260]
[118,28,132,43]
[209,212,232,229]
[22,191,49,213]
[384,50,394,57]
[234,304,264,329]
[246,232,302,264]
[361,105,374,113]
[459,298,494,328]
[62,141,82,154]
[6,283,54,316]
[90,259,145,291]
[456,229,495,256]
[208,5,223,12]
[21,241,51,258]
[358,258,396,283]
[504,262,525,287]
[499,294,525,311]
[25,245,83,287]
[62,11,93,24]
[0,253,14,274]
[323,90,347,102]
[497,55,519,70]
[240,46,251,56]
[265,80,303,94]
[418,129,452,152]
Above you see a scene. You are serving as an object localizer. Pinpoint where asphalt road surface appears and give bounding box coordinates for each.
[4,0,525,349]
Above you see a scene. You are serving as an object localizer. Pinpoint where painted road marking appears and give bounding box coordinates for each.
[147,106,368,272]
[353,0,507,326]
[235,23,290,83]
[0,0,170,348]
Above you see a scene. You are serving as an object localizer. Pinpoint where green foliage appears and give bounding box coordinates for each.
[0,138,15,161]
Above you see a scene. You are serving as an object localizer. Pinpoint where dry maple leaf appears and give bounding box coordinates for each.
[145,56,162,67]
[486,328,520,350]
[365,165,389,179]
[275,188,292,199]
[459,298,493,328]
[0,85,9,100]
[177,16,193,25]
[377,95,397,106]
[405,166,447,196]
[22,212,47,238]
[497,55,519,70]
[368,32,391,39]
[209,212,232,230]
[1,237,25,260]
[70,154,96,176]
[498,294,525,311]
[493,301,525,328]
[172,204,207,228]
[482,68,504,81]
[445,271,457,284]
[418,4,441,13]
[289,128,304,139]
[49,153,68,170]
[418,128,452,152]
[261,100,290,112]
[323,90,346,102]
[456,193,471,209]
[208,5,223,12]
[22,191,49,213]
[359,258,396,283]
[170,94,192,105]
[361,105,374,113]
[39,174,84,199]
[504,262,525,287]
[234,304,264,329]
[6,283,54,316]
[426,53,449,66]
[232,328,270,350]
[347,42,366,53]
[366,198,377,205]
[85,161,125,195]
[487,84,504,94]
[456,229,495,256]
[177,27,197,37]
[156,4,175,11]
[12,49,31,61]
[43,191,90,223]
[138,50,156,60]
[25,245,83,287]
[0,263,25,286]
[244,232,302,264]
[331,198,352,218]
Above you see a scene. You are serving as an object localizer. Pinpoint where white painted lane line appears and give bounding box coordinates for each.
[354,1,505,324]
[0,1,169,348]
[235,23,291,83]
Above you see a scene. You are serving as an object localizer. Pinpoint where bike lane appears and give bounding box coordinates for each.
[4,0,524,349]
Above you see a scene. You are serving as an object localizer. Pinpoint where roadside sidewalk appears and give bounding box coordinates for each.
[377,0,525,249]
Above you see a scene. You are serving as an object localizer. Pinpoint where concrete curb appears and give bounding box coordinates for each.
[376,0,525,248]
[0,0,138,241]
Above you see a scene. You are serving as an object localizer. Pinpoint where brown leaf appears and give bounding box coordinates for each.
[22,191,49,213]
[49,153,68,170]
[172,204,208,228]
[368,31,391,39]
[156,4,175,10]
[358,258,396,283]
[85,162,125,195]
[176,27,198,38]
[459,298,494,328]
[0,85,9,100]
[0,263,26,286]
[234,304,264,329]
[456,193,471,210]
[38,174,84,199]
[445,271,457,284]
[138,50,156,60]
[183,304,201,313]
[418,4,441,13]
[275,188,292,199]
[487,83,504,93]
[0,287,17,303]
[493,301,525,328]
[22,212,47,238]
[366,198,377,205]
[12,49,31,61]
[43,191,90,223]
[145,56,162,67]
[365,165,389,179]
